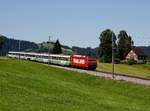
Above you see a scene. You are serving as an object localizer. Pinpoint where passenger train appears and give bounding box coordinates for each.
[7,51,97,70]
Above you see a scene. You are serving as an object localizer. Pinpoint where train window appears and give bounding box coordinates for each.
[49,56,52,59]
[47,56,69,61]
[60,57,67,60]
[61,57,64,60]
[88,59,96,61]
[44,56,48,59]
[62,57,69,61]
[58,57,68,61]
[52,56,58,60]
[56,57,59,60]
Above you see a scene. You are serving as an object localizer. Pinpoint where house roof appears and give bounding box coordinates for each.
[132,48,145,56]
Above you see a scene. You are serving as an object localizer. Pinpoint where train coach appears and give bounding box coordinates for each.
[7,51,97,70]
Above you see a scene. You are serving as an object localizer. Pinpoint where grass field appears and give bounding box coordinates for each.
[0,59,150,111]
[97,62,150,78]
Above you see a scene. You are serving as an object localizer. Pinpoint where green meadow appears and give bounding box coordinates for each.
[97,62,150,78]
[0,59,150,111]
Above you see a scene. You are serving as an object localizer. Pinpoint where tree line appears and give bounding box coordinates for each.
[0,35,38,55]
[0,31,148,61]
[0,34,63,55]
[99,29,134,63]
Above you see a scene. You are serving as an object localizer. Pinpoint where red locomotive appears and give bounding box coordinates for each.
[71,55,97,70]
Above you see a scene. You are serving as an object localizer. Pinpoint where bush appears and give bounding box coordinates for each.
[99,57,120,64]
[104,58,112,63]
[114,58,120,64]
[126,59,137,65]
[146,56,150,64]
[99,56,111,63]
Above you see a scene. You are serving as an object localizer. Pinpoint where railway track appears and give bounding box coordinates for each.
[49,64,150,86]
[8,52,150,86]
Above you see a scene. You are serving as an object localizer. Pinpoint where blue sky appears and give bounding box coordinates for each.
[0,0,150,47]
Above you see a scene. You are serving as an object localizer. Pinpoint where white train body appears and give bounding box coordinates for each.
[7,51,71,66]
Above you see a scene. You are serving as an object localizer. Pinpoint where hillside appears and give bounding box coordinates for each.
[138,46,150,56]
[72,46,98,57]
[28,42,98,56]
[0,35,38,55]
[0,35,73,55]
[0,34,149,56]
[0,58,150,111]
[29,42,98,56]
[28,41,73,55]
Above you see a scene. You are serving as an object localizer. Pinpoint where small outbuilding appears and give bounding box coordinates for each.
[126,48,145,63]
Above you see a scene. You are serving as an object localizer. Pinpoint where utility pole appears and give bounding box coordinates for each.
[112,33,115,78]
[48,36,51,65]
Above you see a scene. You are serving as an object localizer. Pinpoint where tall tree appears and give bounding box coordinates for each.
[52,40,62,54]
[117,31,134,60]
[99,29,116,63]
[0,36,6,55]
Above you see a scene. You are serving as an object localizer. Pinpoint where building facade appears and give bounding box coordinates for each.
[126,48,145,63]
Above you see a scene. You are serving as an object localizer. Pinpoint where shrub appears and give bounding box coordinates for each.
[114,58,121,64]
[127,59,137,65]
[99,56,111,63]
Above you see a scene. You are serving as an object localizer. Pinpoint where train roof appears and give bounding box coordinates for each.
[72,55,96,59]
[8,51,71,58]
[72,55,86,57]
